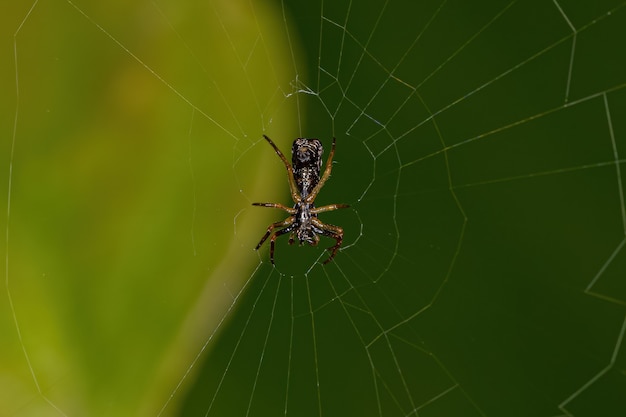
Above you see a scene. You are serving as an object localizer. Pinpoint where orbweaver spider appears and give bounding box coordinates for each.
[253,135,349,265]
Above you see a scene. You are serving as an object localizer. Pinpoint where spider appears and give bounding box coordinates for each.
[253,135,349,265]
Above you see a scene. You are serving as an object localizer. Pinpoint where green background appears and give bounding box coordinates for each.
[2,0,626,416]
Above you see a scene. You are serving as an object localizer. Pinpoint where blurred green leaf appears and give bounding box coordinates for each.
[1,0,295,415]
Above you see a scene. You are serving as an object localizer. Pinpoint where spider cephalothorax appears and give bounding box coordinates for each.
[253,135,349,265]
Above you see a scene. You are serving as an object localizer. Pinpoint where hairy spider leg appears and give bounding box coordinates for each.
[305,137,336,204]
[255,217,294,251]
[311,203,350,214]
[251,202,296,213]
[269,223,297,265]
[262,135,300,203]
[311,217,344,264]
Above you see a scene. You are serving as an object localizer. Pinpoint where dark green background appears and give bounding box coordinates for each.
[182,1,626,416]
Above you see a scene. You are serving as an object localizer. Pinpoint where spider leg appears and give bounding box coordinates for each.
[311,217,344,264]
[252,202,296,214]
[305,136,337,203]
[269,224,296,265]
[262,135,301,203]
[311,203,349,214]
[255,217,294,252]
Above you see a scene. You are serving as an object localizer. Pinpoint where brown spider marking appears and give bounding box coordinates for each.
[252,135,349,265]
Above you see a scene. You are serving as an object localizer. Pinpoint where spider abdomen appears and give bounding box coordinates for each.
[292,138,323,197]
[294,166,320,198]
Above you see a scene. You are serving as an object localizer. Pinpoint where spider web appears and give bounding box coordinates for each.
[3,0,626,416]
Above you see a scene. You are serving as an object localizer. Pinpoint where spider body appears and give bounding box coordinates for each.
[253,135,348,265]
